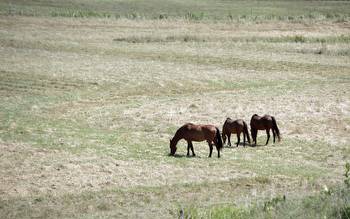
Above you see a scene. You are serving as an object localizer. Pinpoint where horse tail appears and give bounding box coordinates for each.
[243,121,251,144]
[222,119,227,138]
[271,116,281,142]
[215,127,223,150]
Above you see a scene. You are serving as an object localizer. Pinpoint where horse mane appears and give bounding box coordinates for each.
[251,114,259,119]
[183,122,194,127]
[225,117,231,122]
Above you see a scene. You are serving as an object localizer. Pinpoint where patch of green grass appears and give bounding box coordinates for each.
[182,204,248,219]
[113,34,350,44]
[50,9,112,18]
[181,186,350,219]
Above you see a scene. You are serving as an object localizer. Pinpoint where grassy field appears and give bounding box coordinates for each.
[2,0,350,21]
[0,0,350,218]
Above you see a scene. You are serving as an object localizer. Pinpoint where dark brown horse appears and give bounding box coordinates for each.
[222,118,250,147]
[250,114,281,146]
[169,123,223,158]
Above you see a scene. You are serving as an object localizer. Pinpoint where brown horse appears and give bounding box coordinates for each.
[169,123,223,158]
[222,118,251,147]
[250,114,281,146]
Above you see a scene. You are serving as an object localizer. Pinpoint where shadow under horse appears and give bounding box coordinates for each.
[250,114,281,146]
[169,123,223,158]
[222,118,251,147]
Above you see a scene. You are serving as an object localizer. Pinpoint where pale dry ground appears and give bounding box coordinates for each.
[0,16,350,218]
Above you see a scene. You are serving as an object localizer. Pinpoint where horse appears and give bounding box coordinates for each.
[222,118,251,147]
[169,123,223,158]
[250,114,281,146]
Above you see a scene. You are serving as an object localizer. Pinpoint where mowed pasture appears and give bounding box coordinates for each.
[0,1,350,218]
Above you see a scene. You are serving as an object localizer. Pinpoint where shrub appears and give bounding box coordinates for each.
[294,35,306,43]
[158,13,168,19]
[345,162,350,187]
[263,195,286,212]
[185,12,205,20]
[340,206,350,219]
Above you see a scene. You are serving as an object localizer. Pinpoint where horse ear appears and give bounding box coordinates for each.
[169,138,172,142]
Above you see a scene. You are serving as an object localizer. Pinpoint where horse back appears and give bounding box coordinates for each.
[251,114,273,130]
[224,119,244,133]
[182,123,216,141]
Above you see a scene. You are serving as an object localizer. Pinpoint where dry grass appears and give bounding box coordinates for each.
[0,15,349,218]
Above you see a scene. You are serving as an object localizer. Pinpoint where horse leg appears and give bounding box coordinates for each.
[265,129,270,145]
[212,138,221,158]
[186,141,190,156]
[208,141,213,158]
[190,141,196,156]
[243,131,246,147]
[273,129,276,143]
[236,133,240,147]
[255,130,258,146]
[228,133,232,147]
[251,129,257,146]
[222,132,226,145]
[216,145,220,158]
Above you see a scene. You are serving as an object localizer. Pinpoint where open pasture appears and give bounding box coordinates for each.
[0,1,350,218]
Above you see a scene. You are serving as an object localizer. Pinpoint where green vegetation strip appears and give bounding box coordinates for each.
[1,0,350,21]
[181,186,350,219]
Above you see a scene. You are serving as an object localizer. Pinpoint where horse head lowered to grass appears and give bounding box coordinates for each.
[169,123,223,158]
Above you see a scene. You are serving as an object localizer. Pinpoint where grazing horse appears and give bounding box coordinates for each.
[250,114,281,146]
[169,123,223,158]
[222,118,251,147]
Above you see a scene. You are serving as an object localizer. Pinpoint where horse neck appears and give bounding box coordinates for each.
[222,121,227,134]
[172,130,183,145]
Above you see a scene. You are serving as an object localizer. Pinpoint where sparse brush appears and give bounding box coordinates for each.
[185,11,205,20]
[293,35,306,43]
